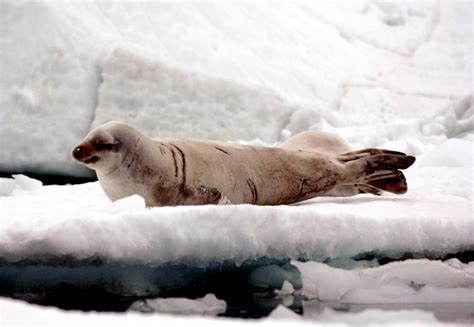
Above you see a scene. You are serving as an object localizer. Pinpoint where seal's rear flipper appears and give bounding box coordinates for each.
[367,171,408,194]
[325,184,383,197]
[337,149,415,195]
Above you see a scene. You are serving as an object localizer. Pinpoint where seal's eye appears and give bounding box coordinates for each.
[96,143,113,151]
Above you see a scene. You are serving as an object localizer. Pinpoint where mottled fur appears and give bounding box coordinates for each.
[72,122,415,206]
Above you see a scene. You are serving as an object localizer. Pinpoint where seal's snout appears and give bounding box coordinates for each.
[71,144,100,165]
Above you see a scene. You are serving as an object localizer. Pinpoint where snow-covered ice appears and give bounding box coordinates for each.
[269,304,445,325]
[2,1,471,176]
[275,281,295,297]
[129,294,226,316]
[1,297,449,326]
[0,148,472,307]
[307,307,442,325]
[92,48,297,143]
[0,0,473,324]
[0,161,472,266]
[293,259,474,302]
[0,174,43,196]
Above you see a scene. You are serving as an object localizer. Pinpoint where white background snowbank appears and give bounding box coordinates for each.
[0,1,472,323]
[93,48,295,142]
[1,1,471,176]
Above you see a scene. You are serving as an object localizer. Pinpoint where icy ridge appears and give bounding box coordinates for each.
[1,162,473,266]
[3,1,470,176]
[294,259,474,302]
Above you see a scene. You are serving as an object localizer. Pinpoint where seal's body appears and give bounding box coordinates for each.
[72,122,415,206]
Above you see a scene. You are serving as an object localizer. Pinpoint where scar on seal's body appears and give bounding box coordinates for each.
[246,178,258,204]
[214,147,230,155]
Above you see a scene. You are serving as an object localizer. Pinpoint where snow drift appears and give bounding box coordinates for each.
[0,162,472,267]
[0,0,473,322]
[2,1,469,177]
[1,297,445,326]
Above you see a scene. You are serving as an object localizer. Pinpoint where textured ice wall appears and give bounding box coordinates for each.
[293,259,474,302]
[1,163,472,266]
[1,1,455,177]
[0,1,105,176]
[93,49,297,142]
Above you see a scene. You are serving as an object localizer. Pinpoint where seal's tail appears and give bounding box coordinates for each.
[337,148,416,195]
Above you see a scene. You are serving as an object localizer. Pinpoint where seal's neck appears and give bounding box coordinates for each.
[104,137,143,176]
[95,138,145,202]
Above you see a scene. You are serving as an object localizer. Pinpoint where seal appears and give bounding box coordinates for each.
[278,131,406,196]
[71,122,415,206]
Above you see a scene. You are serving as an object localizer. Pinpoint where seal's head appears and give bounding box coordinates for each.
[71,121,142,173]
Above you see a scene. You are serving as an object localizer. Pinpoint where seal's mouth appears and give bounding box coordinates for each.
[84,155,100,164]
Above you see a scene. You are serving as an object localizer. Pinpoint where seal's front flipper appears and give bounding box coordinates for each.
[192,186,232,205]
[218,195,232,205]
[338,149,415,195]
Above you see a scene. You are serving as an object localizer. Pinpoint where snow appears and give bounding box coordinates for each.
[0,162,472,266]
[0,297,253,327]
[0,297,446,326]
[93,48,295,143]
[268,305,301,320]
[274,281,296,307]
[0,175,43,196]
[271,304,444,325]
[275,281,295,296]
[129,294,226,316]
[2,1,470,177]
[310,307,442,325]
[293,259,474,303]
[0,0,473,323]
[0,1,104,177]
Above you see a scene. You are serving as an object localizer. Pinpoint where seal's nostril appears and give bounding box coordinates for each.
[72,146,83,159]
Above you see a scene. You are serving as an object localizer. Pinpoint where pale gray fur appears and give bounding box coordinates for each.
[72,122,415,206]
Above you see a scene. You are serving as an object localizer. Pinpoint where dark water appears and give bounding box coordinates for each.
[0,258,299,318]
[0,172,97,185]
[3,290,474,323]
[1,254,473,321]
